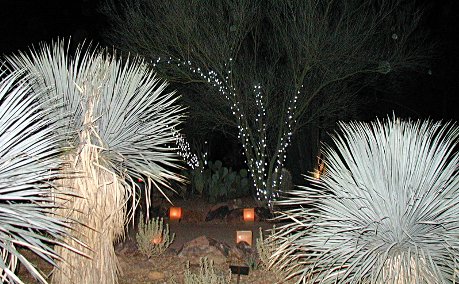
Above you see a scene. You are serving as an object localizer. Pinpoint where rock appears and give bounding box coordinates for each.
[206,205,275,223]
[182,209,204,223]
[205,205,230,221]
[148,271,165,281]
[209,202,230,212]
[236,241,256,257]
[226,208,243,223]
[228,241,257,262]
[164,247,178,256]
[177,235,231,265]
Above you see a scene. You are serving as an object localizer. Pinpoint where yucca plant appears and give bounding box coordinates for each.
[0,70,80,283]
[270,117,459,283]
[4,41,184,283]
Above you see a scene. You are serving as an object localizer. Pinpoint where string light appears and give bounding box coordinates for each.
[172,128,207,171]
[152,57,301,207]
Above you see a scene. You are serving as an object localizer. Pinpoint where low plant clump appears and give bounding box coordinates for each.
[256,226,280,271]
[136,213,175,258]
[170,257,231,284]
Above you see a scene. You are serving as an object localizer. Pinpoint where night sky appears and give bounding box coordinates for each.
[0,0,101,53]
[1,0,458,121]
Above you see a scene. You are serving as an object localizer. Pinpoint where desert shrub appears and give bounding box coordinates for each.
[256,226,280,271]
[244,251,260,271]
[270,117,459,283]
[136,213,174,258]
[183,257,231,284]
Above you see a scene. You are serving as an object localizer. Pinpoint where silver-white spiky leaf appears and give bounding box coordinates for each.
[271,117,459,284]
[0,70,78,284]
[5,40,185,211]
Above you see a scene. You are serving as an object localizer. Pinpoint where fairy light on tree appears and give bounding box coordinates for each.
[103,0,431,208]
[172,128,200,169]
[154,54,282,206]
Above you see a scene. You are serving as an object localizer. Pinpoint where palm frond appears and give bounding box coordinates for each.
[271,116,459,283]
[5,40,185,207]
[0,70,76,283]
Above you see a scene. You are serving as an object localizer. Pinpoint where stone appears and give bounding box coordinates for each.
[182,209,205,223]
[236,241,256,257]
[205,205,230,221]
[177,235,231,265]
[228,241,257,262]
[226,208,243,224]
[209,202,230,212]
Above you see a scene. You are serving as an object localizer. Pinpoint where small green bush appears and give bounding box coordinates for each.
[183,257,231,284]
[136,213,174,258]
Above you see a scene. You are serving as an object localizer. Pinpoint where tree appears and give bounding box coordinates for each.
[4,41,184,283]
[101,0,429,207]
[0,70,81,283]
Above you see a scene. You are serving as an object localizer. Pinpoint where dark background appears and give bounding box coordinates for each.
[1,0,457,120]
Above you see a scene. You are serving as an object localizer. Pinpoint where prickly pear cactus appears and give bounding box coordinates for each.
[202,160,252,202]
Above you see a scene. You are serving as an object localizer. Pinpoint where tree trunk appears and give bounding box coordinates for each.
[52,101,127,284]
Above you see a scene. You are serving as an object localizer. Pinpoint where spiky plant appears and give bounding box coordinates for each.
[4,41,184,283]
[270,117,459,283]
[0,70,80,283]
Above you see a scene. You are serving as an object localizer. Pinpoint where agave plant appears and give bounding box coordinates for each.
[270,117,459,283]
[4,41,184,283]
[0,70,80,283]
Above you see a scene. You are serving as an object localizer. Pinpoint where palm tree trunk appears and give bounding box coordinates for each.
[53,99,127,284]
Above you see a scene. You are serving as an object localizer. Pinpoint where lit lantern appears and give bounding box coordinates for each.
[151,235,162,245]
[169,207,182,221]
[243,208,255,222]
[236,230,252,246]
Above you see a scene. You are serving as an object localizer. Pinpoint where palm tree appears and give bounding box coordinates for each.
[270,117,459,283]
[0,70,81,283]
[4,41,184,283]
